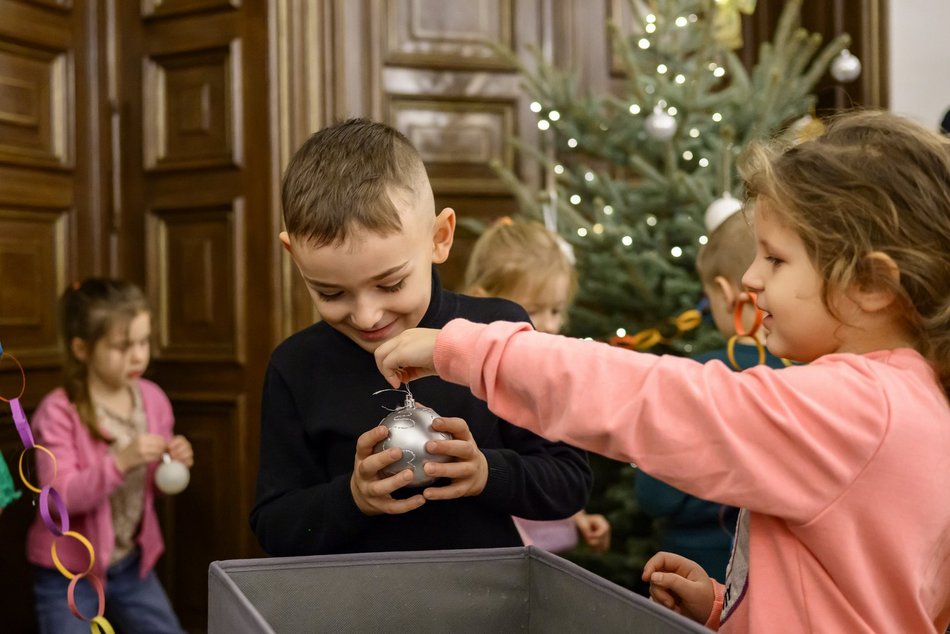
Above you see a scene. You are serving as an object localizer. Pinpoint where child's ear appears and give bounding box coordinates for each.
[278,231,292,253]
[712,275,738,307]
[70,337,88,362]
[431,208,456,264]
[853,251,901,312]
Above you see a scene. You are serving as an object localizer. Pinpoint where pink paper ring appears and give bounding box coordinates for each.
[39,485,69,536]
[67,573,105,621]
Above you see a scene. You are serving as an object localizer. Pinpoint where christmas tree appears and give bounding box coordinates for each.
[489,0,848,593]
[494,0,847,353]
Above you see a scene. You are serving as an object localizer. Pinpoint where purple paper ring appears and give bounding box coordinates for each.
[39,485,69,536]
[10,397,35,448]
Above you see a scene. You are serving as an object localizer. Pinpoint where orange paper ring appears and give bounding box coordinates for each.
[0,351,27,402]
[90,616,116,634]
[726,334,766,371]
[673,309,703,333]
[19,444,57,493]
[67,573,105,620]
[51,530,96,579]
[733,292,763,337]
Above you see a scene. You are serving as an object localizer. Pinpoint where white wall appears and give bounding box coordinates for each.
[888,0,950,130]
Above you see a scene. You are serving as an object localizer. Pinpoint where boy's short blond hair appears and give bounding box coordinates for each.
[464,219,577,301]
[695,210,754,287]
[281,118,429,247]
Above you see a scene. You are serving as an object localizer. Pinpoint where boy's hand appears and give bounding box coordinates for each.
[350,424,426,516]
[374,328,441,387]
[641,551,715,624]
[167,435,194,468]
[114,433,166,473]
[419,417,488,501]
[573,510,611,553]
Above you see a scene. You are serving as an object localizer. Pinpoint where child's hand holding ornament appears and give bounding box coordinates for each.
[155,434,193,495]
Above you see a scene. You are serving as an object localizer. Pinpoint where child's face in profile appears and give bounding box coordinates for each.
[508,273,571,335]
[281,201,454,354]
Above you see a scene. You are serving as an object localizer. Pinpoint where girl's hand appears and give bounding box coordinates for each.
[641,551,714,624]
[349,425,426,516]
[167,435,194,468]
[419,417,488,501]
[115,433,166,473]
[374,328,441,388]
[574,510,611,553]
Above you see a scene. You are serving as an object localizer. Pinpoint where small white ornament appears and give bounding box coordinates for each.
[704,192,743,233]
[645,107,677,141]
[155,453,190,495]
[830,49,862,83]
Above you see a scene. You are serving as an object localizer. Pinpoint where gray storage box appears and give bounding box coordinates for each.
[208,546,708,633]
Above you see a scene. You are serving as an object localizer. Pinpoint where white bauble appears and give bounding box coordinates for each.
[704,192,743,233]
[645,108,677,141]
[155,454,190,495]
[831,49,862,83]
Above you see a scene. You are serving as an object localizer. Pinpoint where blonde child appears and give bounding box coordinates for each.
[376,110,950,632]
[27,278,192,633]
[465,218,611,553]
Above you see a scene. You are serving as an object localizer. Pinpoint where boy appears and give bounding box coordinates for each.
[250,119,592,556]
[635,206,786,581]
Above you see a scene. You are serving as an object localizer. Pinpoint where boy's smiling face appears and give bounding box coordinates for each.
[282,189,455,353]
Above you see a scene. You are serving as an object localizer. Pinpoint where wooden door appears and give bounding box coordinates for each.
[0,0,108,629]
[111,0,274,630]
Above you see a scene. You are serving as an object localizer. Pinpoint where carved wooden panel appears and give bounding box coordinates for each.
[0,207,68,359]
[142,40,242,170]
[142,0,239,19]
[386,0,515,69]
[146,200,244,362]
[0,42,70,167]
[24,0,72,9]
[390,98,515,194]
[155,394,244,624]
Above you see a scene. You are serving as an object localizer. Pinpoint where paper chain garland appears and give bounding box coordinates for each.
[0,338,115,634]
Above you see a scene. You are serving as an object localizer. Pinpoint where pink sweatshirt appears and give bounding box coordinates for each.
[434,319,950,633]
[26,380,174,586]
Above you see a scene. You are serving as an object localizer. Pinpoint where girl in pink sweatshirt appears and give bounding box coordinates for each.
[375,110,950,633]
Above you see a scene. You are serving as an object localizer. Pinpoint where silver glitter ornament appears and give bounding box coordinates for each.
[373,391,453,486]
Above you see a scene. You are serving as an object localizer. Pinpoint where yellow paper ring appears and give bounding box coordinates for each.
[19,444,57,493]
[726,334,765,371]
[673,309,703,333]
[51,530,96,579]
[90,616,116,634]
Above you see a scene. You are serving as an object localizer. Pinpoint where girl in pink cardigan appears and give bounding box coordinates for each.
[375,111,950,633]
[27,279,193,633]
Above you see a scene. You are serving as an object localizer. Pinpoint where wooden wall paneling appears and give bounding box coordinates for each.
[0,1,109,630]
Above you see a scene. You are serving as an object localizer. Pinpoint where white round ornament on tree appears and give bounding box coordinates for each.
[704,192,743,233]
[155,453,190,495]
[830,49,862,83]
[373,393,454,487]
[645,107,677,141]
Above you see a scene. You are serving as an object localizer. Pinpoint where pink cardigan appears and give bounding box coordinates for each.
[26,380,173,585]
[434,319,950,633]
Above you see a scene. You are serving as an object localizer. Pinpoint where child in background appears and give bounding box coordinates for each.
[249,118,591,557]
[27,278,191,634]
[465,217,611,553]
[635,207,785,580]
[375,110,950,633]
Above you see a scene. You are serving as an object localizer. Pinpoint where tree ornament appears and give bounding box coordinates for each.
[644,107,677,141]
[830,49,862,83]
[373,390,453,486]
[155,452,190,495]
[704,192,743,233]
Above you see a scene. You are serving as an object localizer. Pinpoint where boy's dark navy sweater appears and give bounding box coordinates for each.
[250,267,592,556]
